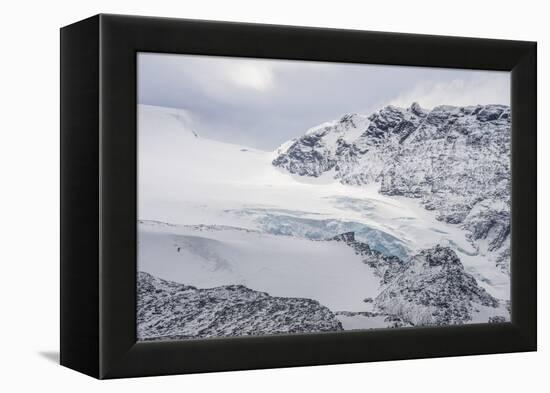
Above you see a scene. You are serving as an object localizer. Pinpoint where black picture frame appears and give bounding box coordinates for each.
[60,14,537,379]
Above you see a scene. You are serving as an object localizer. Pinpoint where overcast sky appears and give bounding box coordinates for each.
[138,53,510,151]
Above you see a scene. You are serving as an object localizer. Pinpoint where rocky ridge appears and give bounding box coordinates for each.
[137,271,343,340]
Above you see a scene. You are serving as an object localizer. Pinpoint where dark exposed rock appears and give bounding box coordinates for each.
[409,102,427,118]
[374,245,499,326]
[462,200,510,252]
[330,231,356,243]
[476,105,508,122]
[138,271,343,341]
[272,133,337,177]
[488,316,507,323]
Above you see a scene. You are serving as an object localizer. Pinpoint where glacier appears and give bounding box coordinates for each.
[137,103,511,340]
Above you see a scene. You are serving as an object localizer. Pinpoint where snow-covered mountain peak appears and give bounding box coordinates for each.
[359,103,425,143]
[304,113,370,135]
[273,102,511,278]
[408,102,427,117]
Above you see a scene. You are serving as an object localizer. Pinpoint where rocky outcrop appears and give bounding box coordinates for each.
[272,133,337,177]
[374,245,499,326]
[330,232,503,326]
[137,271,343,341]
[330,232,402,284]
[273,113,371,178]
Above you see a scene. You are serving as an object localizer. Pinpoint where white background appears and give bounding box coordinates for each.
[0,0,546,391]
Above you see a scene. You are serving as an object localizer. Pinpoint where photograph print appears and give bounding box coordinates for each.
[137,53,512,341]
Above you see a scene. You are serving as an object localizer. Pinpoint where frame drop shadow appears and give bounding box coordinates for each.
[38,351,60,364]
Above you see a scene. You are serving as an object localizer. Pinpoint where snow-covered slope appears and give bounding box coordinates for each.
[138,220,381,311]
[139,105,510,296]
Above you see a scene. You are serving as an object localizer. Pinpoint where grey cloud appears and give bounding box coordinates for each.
[138,53,509,150]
